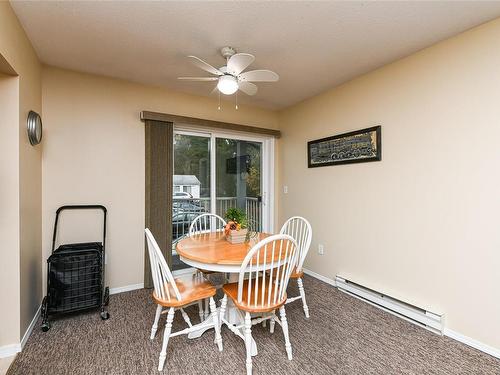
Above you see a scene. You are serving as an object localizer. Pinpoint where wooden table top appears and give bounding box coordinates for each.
[176,232,271,265]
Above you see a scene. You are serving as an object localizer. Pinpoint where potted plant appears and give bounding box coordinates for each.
[224,207,248,244]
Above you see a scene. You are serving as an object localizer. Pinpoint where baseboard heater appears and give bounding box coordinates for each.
[335,276,444,335]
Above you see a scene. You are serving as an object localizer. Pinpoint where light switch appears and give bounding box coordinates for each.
[318,244,324,255]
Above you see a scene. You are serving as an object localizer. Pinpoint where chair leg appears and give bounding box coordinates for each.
[209,297,223,351]
[151,304,162,340]
[204,298,210,319]
[279,306,293,360]
[198,300,204,322]
[219,294,228,331]
[297,277,310,318]
[244,312,253,375]
[269,310,276,333]
[180,308,192,327]
[158,307,175,371]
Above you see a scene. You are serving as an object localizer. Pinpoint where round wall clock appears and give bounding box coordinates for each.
[27,110,42,146]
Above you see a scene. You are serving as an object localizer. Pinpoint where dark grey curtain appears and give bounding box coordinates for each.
[144,120,173,288]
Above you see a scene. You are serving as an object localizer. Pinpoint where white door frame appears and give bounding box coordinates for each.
[174,126,275,233]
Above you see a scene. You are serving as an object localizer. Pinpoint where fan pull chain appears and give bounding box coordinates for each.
[218,91,221,111]
[235,91,238,110]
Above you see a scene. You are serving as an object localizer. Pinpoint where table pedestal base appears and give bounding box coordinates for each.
[187,302,258,356]
[178,266,261,356]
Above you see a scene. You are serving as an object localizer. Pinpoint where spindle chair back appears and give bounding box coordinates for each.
[145,228,181,302]
[279,216,312,273]
[279,216,313,318]
[237,234,298,310]
[189,213,227,236]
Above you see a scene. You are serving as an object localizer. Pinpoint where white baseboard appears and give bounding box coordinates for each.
[0,304,41,358]
[303,268,500,361]
[0,344,20,359]
[109,283,144,295]
[302,268,336,287]
[444,328,500,360]
[21,305,41,349]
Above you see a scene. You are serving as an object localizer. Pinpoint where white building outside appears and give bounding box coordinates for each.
[173,175,201,198]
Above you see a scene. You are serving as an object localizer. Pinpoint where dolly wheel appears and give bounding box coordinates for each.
[41,296,50,332]
[101,311,110,320]
[41,321,51,332]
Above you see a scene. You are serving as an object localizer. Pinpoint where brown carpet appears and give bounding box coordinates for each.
[7,275,500,375]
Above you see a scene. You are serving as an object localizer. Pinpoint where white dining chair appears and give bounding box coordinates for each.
[145,228,223,371]
[219,234,298,375]
[188,212,227,236]
[279,216,312,318]
[188,213,227,321]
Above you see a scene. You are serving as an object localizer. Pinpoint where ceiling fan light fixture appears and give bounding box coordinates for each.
[217,75,238,95]
[181,48,278,100]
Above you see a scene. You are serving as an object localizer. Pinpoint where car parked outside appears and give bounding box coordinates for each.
[173,192,193,199]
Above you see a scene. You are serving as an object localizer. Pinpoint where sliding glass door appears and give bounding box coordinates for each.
[171,129,273,271]
[215,138,262,232]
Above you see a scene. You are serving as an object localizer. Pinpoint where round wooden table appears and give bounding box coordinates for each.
[177,231,269,273]
[177,231,270,356]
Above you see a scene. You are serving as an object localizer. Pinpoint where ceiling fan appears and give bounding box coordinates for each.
[178,46,279,97]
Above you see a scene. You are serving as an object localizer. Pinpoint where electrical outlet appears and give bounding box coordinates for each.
[283,185,288,194]
[318,244,324,255]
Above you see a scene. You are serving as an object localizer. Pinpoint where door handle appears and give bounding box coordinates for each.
[260,193,267,206]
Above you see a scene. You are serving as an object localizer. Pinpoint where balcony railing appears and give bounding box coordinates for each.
[172,197,261,239]
[171,196,261,270]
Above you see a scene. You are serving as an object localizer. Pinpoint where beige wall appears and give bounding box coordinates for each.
[0,2,42,345]
[18,48,42,343]
[41,66,279,291]
[0,73,20,347]
[278,18,500,350]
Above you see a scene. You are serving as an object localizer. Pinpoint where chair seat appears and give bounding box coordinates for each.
[290,267,304,279]
[153,274,216,308]
[222,280,287,313]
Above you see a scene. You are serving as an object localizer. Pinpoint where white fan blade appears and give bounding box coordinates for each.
[238,69,279,82]
[178,77,218,81]
[238,81,258,96]
[187,56,223,76]
[227,53,255,75]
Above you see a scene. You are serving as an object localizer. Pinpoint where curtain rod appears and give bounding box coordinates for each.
[140,111,281,138]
